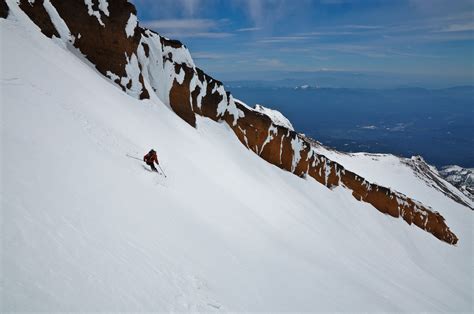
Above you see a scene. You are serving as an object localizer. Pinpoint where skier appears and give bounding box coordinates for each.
[143,149,160,172]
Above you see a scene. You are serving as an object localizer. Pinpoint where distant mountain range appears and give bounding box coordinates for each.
[218,70,473,89]
[226,79,474,92]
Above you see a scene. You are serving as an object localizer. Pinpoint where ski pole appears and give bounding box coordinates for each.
[158,164,167,178]
[126,154,143,162]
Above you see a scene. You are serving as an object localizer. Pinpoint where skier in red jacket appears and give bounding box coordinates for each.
[143,149,160,172]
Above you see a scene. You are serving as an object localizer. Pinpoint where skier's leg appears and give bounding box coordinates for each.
[146,162,155,172]
[151,164,158,172]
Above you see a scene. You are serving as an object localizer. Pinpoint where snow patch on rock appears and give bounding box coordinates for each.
[125,13,137,38]
[136,30,197,108]
[121,53,143,98]
[233,98,253,111]
[84,0,104,26]
[161,38,195,68]
[291,135,304,172]
[174,66,185,85]
[43,0,74,45]
[260,124,278,155]
[106,71,120,82]
[217,93,244,126]
[98,0,109,16]
[191,75,207,109]
[255,104,294,131]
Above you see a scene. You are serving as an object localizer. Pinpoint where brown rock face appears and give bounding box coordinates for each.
[15,0,459,245]
[169,63,196,127]
[18,1,59,38]
[1,0,9,19]
[192,69,226,119]
[50,0,139,78]
[17,0,148,99]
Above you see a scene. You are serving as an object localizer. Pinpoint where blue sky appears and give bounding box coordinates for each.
[131,0,473,86]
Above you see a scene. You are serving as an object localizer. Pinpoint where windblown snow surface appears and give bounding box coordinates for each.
[1,7,473,312]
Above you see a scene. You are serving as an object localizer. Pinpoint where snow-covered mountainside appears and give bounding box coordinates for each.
[310,140,473,211]
[1,1,472,311]
[3,0,465,245]
[439,165,474,201]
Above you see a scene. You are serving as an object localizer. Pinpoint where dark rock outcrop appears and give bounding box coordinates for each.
[438,164,474,203]
[19,0,59,37]
[1,0,9,18]
[169,63,196,127]
[15,0,459,245]
[17,0,148,99]
[51,0,140,81]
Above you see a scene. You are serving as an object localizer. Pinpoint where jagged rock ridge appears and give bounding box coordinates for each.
[5,0,461,244]
[439,165,474,201]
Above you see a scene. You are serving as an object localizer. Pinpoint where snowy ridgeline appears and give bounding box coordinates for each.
[1,3,473,312]
[253,103,294,130]
[439,165,474,200]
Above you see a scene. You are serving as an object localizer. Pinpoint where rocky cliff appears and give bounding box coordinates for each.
[3,0,460,245]
[439,165,474,201]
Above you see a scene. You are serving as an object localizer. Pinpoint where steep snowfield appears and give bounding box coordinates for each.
[313,145,473,230]
[1,8,473,312]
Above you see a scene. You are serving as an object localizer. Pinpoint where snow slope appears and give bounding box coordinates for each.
[1,6,473,312]
[312,143,473,229]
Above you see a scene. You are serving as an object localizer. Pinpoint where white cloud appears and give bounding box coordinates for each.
[183,32,233,38]
[256,58,285,67]
[234,0,297,28]
[258,36,309,43]
[141,18,232,39]
[180,0,201,16]
[141,19,215,30]
[439,22,474,32]
[341,24,384,30]
[236,27,262,32]
[162,32,233,39]
[242,0,263,25]
[131,0,206,18]
[192,52,226,59]
[192,51,251,60]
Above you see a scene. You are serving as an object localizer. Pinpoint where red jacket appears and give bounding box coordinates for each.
[144,150,159,165]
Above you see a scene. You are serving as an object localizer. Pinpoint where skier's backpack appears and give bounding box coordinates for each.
[144,150,155,164]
